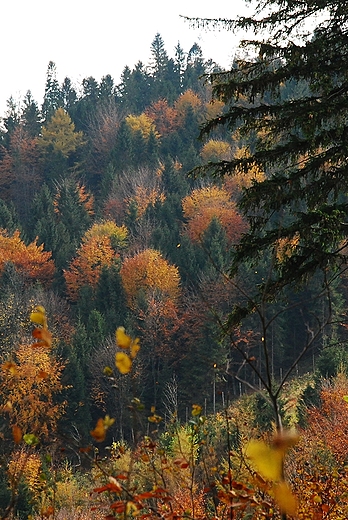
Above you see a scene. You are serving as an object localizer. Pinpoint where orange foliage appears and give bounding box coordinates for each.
[288,375,348,518]
[64,235,118,301]
[304,374,348,462]
[120,249,180,310]
[129,183,166,218]
[145,99,179,136]
[0,343,65,438]
[174,89,202,125]
[182,186,247,243]
[0,230,55,284]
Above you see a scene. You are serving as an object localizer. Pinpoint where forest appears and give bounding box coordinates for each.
[1,0,348,516]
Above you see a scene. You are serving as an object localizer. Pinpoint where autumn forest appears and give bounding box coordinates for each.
[1,9,348,518]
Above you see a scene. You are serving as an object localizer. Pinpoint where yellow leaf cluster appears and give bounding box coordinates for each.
[84,220,128,248]
[8,450,43,498]
[115,327,140,374]
[120,249,180,310]
[39,107,85,158]
[200,140,232,162]
[275,233,301,263]
[244,430,299,516]
[125,113,160,140]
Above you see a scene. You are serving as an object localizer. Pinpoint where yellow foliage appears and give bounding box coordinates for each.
[114,327,140,374]
[200,140,231,162]
[115,352,132,375]
[275,233,301,263]
[244,439,284,481]
[120,249,181,310]
[125,113,160,140]
[64,234,118,301]
[175,89,202,124]
[39,107,85,157]
[84,221,128,248]
[223,146,265,198]
[204,99,225,120]
[8,450,43,499]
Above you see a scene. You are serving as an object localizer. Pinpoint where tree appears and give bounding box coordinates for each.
[21,91,41,137]
[192,0,348,299]
[41,61,63,123]
[145,99,179,136]
[64,222,126,301]
[39,107,84,159]
[0,125,41,222]
[39,107,85,183]
[182,185,246,244]
[120,249,180,311]
[0,230,55,285]
[150,33,169,80]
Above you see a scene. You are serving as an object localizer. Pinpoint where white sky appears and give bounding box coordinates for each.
[0,0,251,116]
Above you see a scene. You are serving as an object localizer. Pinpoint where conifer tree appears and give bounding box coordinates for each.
[193,0,348,304]
[41,61,63,123]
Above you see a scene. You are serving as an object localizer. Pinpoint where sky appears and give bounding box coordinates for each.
[0,0,251,116]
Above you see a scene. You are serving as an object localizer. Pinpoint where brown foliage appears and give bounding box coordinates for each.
[145,99,179,136]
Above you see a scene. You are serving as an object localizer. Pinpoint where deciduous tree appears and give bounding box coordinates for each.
[120,249,180,311]
[64,222,126,301]
[0,230,55,285]
[182,185,246,244]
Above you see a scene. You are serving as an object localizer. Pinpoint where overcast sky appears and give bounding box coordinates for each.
[0,0,251,116]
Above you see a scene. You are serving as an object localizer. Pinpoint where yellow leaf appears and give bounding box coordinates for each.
[115,352,132,374]
[244,440,283,481]
[130,339,140,359]
[30,306,47,327]
[192,404,202,416]
[116,327,132,349]
[103,366,113,376]
[273,482,297,516]
[103,415,115,428]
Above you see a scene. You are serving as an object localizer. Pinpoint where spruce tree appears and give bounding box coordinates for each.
[193,0,348,302]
